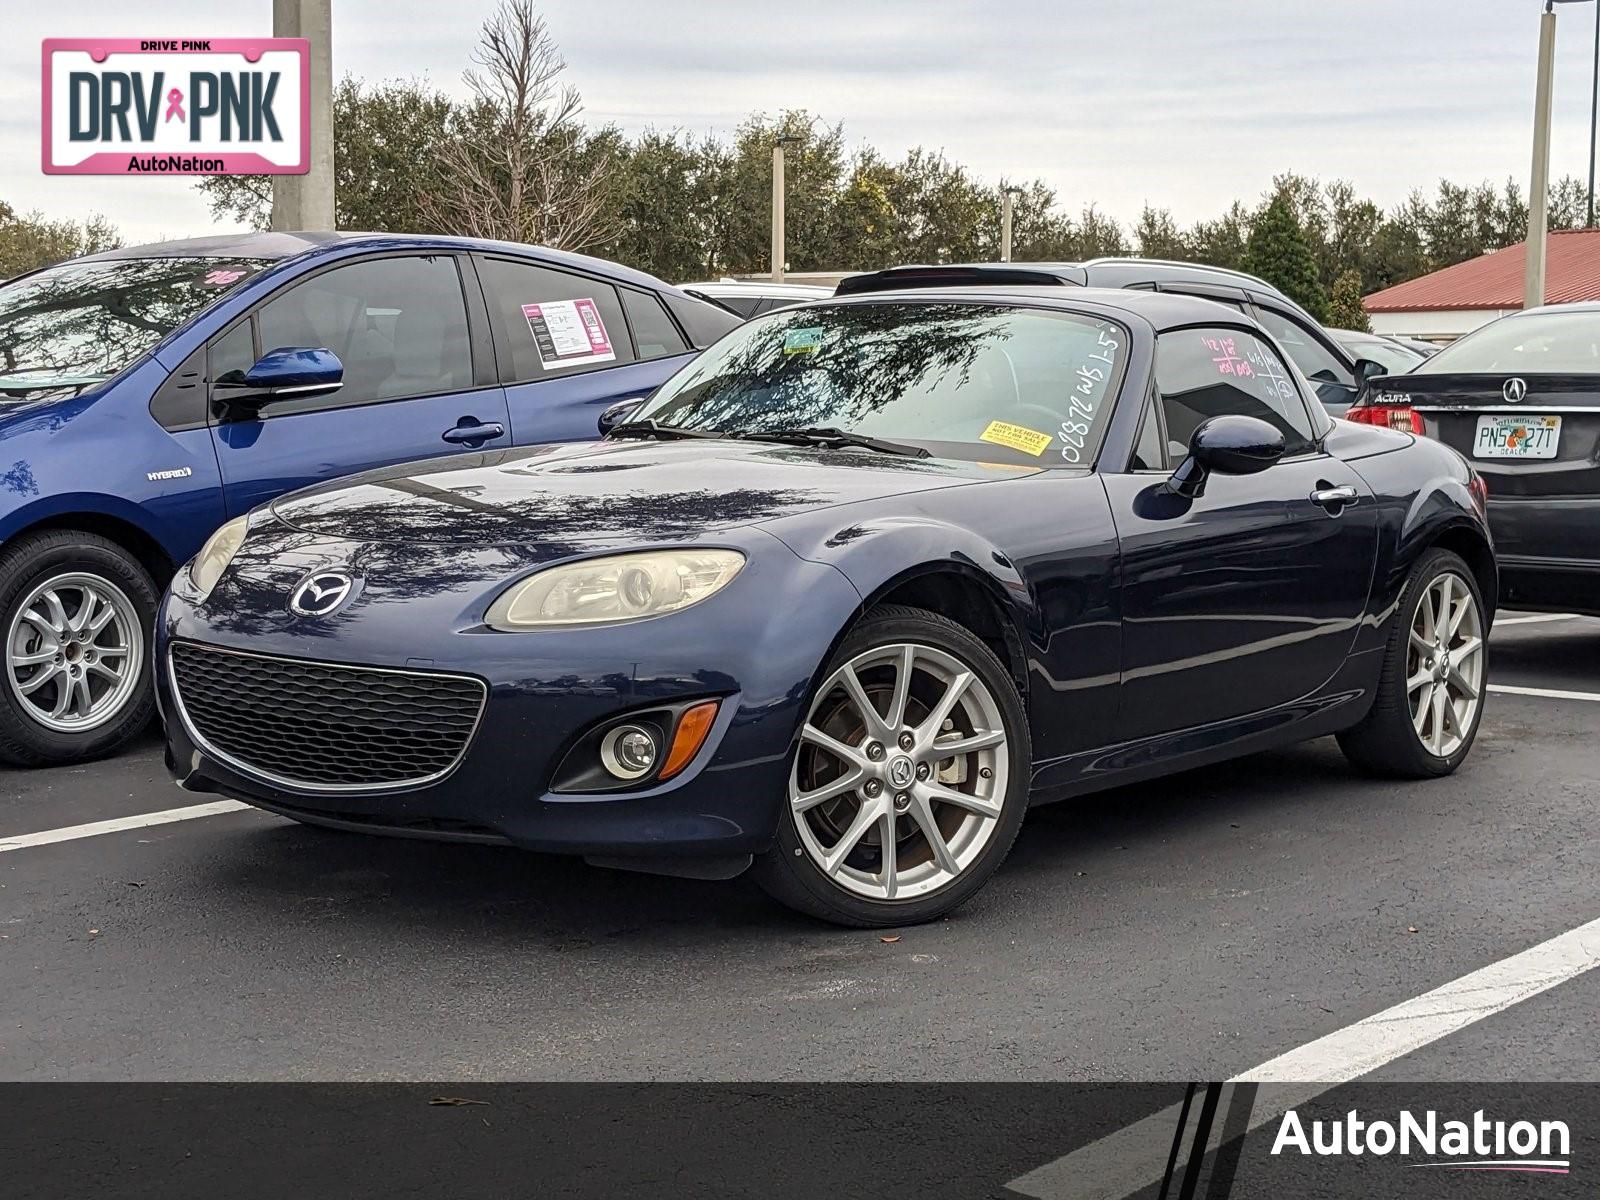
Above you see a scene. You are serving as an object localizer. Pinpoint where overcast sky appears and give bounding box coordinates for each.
[7,0,1600,245]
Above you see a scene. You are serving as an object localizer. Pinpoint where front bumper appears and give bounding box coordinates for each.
[157,539,863,860]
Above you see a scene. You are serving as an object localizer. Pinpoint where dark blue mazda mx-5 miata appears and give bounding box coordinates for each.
[159,287,1495,926]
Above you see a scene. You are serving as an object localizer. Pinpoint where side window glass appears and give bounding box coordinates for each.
[1155,327,1317,459]
[210,319,255,383]
[1181,294,1246,313]
[621,288,689,360]
[476,257,635,381]
[1252,307,1353,406]
[1130,386,1167,470]
[256,256,472,409]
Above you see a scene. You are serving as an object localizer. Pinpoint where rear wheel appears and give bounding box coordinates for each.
[1338,549,1486,778]
[0,531,159,766]
[752,604,1030,927]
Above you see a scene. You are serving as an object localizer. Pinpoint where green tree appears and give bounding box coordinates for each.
[1185,200,1252,271]
[0,204,120,277]
[830,150,901,270]
[880,148,990,265]
[1133,205,1188,259]
[1065,203,1128,259]
[1326,269,1370,331]
[1417,180,1482,268]
[1243,193,1327,319]
[1367,208,1429,292]
[714,111,846,274]
[1272,173,1330,272]
[602,129,724,281]
[193,78,456,232]
[1001,179,1075,260]
[333,79,456,231]
[1321,180,1382,289]
[1547,175,1589,231]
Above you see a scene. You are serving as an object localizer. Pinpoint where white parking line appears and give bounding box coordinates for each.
[1489,683,1600,703]
[0,799,251,853]
[1493,613,1582,627]
[1008,914,1600,1199]
[1235,915,1600,1082]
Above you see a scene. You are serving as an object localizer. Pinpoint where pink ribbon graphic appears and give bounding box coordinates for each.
[164,88,185,123]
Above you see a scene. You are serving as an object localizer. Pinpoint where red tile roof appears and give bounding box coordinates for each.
[1364,228,1600,312]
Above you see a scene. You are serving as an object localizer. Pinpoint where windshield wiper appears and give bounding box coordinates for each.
[743,427,930,458]
[606,419,734,442]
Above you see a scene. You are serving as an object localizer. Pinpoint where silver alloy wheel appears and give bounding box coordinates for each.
[1406,570,1484,758]
[789,642,1010,901]
[5,572,144,734]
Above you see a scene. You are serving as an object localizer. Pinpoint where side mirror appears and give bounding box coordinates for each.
[1355,357,1388,384]
[1166,415,1287,499]
[215,346,343,413]
[598,398,645,435]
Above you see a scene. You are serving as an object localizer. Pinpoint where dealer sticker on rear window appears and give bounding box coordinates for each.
[979,420,1054,457]
[522,298,616,368]
[783,327,825,355]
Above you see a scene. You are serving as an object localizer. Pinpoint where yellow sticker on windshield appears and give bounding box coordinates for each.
[979,420,1053,457]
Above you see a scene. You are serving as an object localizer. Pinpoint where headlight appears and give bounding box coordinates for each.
[189,517,248,600]
[485,549,745,630]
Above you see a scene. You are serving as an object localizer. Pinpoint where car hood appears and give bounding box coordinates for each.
[267,438,1026,547]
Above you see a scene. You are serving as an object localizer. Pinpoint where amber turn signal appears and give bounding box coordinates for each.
[660,700,719,780]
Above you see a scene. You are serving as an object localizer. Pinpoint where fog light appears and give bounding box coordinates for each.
[600,725,659,780]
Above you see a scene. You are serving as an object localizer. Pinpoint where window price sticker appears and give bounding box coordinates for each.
[522,298,616,368]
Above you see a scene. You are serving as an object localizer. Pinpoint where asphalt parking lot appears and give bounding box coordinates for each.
[1,612,1596,1082]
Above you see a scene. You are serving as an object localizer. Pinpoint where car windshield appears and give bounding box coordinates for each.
[1416,310,1600,375]
[0,256,269,399]
[633,302,1129,467]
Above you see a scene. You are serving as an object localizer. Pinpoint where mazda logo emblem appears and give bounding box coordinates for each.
[1502,377,1528,403]
[289,571,357,617]
[888,756,915,789]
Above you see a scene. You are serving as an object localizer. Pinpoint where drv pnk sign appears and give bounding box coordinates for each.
[42,38,308,175]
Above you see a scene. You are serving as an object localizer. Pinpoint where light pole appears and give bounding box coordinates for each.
[1529,0,1600,300]
[1526,2,1561,306]
[999,186,1023,262]
[1590,0,1599,226]
[771,134,800,284]
[270,0,335,231]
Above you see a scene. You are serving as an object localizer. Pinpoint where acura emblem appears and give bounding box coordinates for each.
[1502,377,1527,403]
[289,571,357,617]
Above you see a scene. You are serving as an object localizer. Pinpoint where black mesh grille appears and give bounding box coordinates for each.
[170,643,485,790]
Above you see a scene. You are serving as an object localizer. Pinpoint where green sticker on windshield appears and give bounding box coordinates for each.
[783,327,825,355]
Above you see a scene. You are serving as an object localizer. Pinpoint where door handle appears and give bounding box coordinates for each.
[442,421,505,445]
[1310,484,1359,510]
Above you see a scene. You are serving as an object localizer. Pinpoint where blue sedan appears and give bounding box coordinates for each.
[0,231,737,765]
[160,287,1494,926]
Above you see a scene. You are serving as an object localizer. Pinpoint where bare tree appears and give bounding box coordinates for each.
[421,0,618,249]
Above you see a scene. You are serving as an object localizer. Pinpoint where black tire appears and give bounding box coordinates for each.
[0,530,160,766]
[1337,548,1486,779]
[751,604,1031,927]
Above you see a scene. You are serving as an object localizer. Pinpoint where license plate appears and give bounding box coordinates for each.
[1473,414,1561,459]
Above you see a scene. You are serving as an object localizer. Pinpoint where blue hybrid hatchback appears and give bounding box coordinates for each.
[0,231,739,765]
